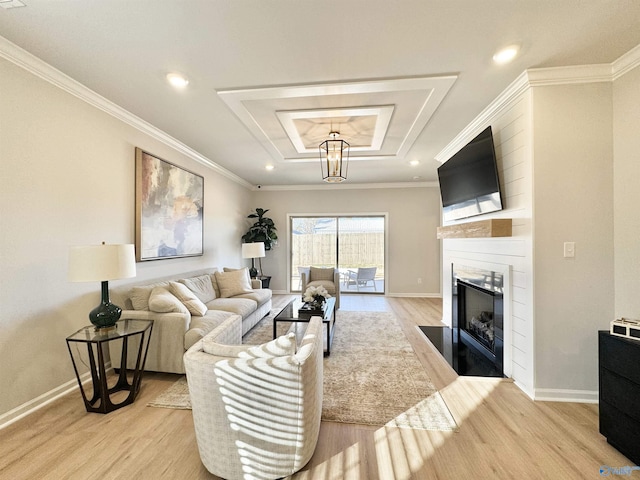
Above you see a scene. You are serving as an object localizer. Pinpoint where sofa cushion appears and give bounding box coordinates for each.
[214,269,253,298]
[235,288,272,306]
[203,332,296,358]
[185,310,235,350]
[206,298,257,318]
[169,281,208,316]
[178,274,216,303]
[148,286,189,314]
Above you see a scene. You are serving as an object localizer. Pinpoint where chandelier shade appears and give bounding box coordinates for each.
[319,132,349,183]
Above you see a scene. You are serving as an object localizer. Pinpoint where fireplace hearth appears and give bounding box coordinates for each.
[419,264,505,378]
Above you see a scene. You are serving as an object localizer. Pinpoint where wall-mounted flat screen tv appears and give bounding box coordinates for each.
[437,126,504,222]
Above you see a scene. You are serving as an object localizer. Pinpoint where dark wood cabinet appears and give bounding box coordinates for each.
[599,330,640,464]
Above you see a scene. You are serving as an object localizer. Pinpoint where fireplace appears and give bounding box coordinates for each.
[419,264,505,377]
[454,272,504,375]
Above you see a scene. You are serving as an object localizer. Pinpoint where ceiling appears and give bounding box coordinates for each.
[1,1,639,188]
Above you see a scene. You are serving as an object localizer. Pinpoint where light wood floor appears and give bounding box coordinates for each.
[0,295,629,479]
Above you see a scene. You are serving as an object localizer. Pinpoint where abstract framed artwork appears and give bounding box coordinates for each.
[135,148,204,261]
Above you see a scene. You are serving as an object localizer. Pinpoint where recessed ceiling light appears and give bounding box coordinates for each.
[493,45,520,65]
[265,165,275,171]
[409,160,420,166]
[166,73,189,88]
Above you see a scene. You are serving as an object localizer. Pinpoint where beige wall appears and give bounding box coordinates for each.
[613,65,640,318]
[0,58,251,419]
[531,82,615,396]
[249,186,442,296]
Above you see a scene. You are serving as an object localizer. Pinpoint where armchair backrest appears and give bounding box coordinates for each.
[184,316,323,480]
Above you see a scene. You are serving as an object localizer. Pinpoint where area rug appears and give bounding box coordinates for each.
[148,309,459,432]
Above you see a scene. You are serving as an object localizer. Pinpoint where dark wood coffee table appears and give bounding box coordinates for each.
[273,297,336,356]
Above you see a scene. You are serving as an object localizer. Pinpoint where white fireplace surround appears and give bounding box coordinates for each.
[449,258,512,378]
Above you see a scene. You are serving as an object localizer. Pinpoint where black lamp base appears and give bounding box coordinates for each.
[89,281,122,329]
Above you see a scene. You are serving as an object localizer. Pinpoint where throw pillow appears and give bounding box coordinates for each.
[169,281,208,316]
[203,332,297,358]
[129,286,154,311]
[148,286,189,314]
[310,266,335,282]
[223,266,252,282]
[214,269,253,298]
[178,274,216,303]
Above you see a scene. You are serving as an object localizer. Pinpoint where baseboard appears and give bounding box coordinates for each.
[384,293,442,298]
[533,387,599,404]
[0,366,111,430]
[0,374,85,430]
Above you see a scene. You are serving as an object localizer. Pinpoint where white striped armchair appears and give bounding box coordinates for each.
[183,315,323,480]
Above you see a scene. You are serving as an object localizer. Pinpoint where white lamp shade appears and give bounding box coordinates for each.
[242,242,266,259]
[69,244,137,282]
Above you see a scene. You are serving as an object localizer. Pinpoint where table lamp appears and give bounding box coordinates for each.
[242,242,265,278]
[69,242,136,329]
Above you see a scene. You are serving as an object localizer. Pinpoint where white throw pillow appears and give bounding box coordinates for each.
[169,281,208,316]
[203,332,297,358]
[214,269,253,298]
[148,286,189,314]
[178,274,216,303]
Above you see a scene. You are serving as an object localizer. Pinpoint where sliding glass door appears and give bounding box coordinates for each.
[290,215,385,294]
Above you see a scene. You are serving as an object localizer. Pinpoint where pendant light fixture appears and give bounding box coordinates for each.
[319,131,349,183]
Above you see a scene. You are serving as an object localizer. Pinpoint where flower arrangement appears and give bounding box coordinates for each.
[302,285,331,308]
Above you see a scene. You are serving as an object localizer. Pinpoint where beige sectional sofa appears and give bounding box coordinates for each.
[110,267,272,374]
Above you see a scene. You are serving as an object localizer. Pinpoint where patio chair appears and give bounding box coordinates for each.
[346,267,377,291]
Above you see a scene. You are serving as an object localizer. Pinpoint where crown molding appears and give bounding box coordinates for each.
[612,43,640,80]
[435,71,530,163]
[0,35,252,189]
[253,181,438,192]
[526,63,613,86]
[435,42,640,163]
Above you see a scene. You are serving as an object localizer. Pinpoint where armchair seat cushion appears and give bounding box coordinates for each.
[307,280,337,295]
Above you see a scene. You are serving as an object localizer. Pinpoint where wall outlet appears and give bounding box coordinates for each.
[417,277,422,284]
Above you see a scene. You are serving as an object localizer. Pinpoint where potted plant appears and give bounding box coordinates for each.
[242,208,278,284]
[241,208,278,250]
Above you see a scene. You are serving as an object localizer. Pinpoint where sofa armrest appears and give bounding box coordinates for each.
[114,309,191,374]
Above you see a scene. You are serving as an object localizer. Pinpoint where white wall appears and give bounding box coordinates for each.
[441,90,535,395]
[613,65,640,318]
[531,82,614,400]
[0,57,251,420]
[439,54,639,402]
[249,186,442,296]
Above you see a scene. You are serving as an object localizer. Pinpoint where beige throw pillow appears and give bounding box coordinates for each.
[169,281,208,316]
[129,286,154,311]
[223,266,252,282]
[214,269,253,298]
[148,286,189,314]
[203,332,297,358]
[178,274,216,303]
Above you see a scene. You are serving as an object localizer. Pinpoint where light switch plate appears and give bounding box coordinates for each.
[564,242,575,258]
